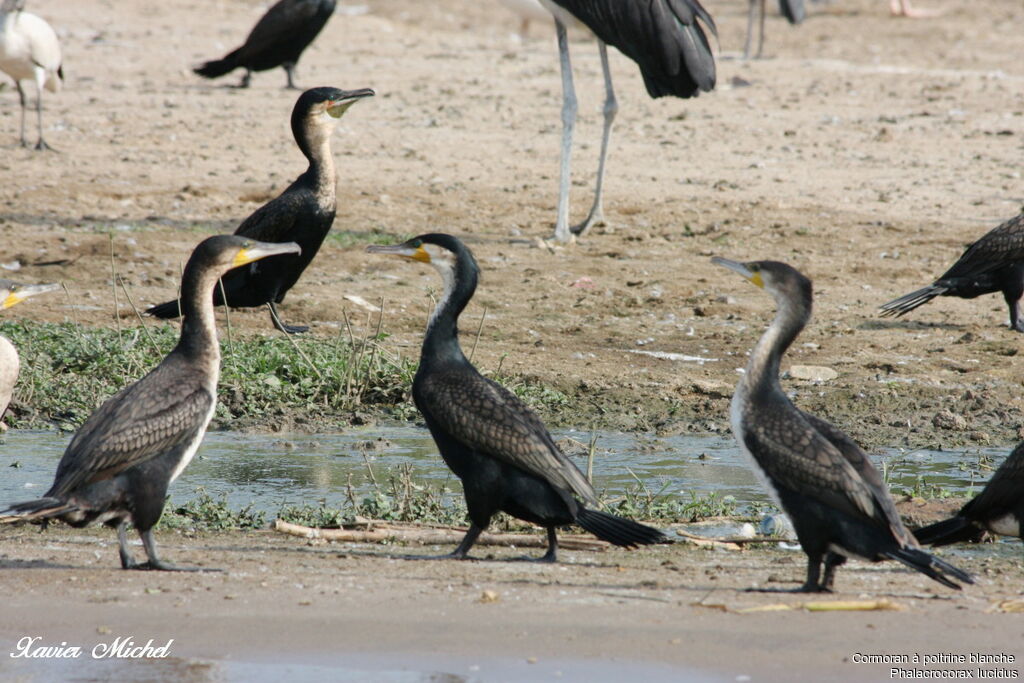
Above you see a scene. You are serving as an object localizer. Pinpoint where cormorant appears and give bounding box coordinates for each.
[915,443,1023,546]
[194,0,336,89]
[744,0,805,60]
[0,236,301,570]
[0,0,63,150]
[714,256,973,591]
[368,233,666,561]
[147,86,373,334]
[879,212,1024,332]
[534,0,716,242]
[1,279,58,424]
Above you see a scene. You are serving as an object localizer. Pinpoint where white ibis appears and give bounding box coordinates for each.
[0,0,63,150]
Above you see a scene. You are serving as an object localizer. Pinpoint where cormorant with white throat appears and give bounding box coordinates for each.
[0,279,58,424]
[714,256,972,592]
[147,86,373,334]
[368,233,666,561]
[1,236,301,571]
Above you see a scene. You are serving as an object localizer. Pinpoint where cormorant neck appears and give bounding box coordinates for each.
[742,291,810,395]
[175,263,221,362]
[421,258,478,367]
[296,119,337,201]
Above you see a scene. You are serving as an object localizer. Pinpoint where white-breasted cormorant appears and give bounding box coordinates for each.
[714,256,973,591]
[1,236,301,571]
[147,86,373,334]
[744,0,805,59]
[534,0,716,242]
[194,0,336,89]
[915,443,1023,545]
[880,212,1024,332]
[1,279,58,424]
[368,233,666,561]
[0,0,63,150]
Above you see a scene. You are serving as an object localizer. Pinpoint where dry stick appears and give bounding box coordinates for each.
[361,451,380,489]
[355,298,386,404]
[273,519,609,551]
[340,307,358,403]
[586,431,598,484]
[108,234,121,340]
[217,277,233,354]
[59,282,93,351]
[468,306,487,364]
[116,275,159,353]
[266,304,323,380]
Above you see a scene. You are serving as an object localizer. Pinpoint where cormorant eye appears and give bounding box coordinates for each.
[410,239,422,248]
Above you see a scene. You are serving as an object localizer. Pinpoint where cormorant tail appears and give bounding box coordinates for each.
[879,284,948,318]
[0,497,74,524]
[194,50,241,79]
[778,0,806,24]
[883,546,974,590]
[576,508,667,548]
[914,516,981,547]
[146,299,183,320]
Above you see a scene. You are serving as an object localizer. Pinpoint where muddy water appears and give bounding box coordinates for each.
[0,427,1007,514]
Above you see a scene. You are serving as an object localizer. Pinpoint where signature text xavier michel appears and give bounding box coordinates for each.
[11,636,174,659]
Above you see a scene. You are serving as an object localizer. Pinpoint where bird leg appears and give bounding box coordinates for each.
[267,302,308,335]
[438,523,484,560]
[117,521,139,569]
[284,62,299,90]
[550,17,577,243]
[756,0,767,58]
[797,553,831,592]
[571,41,617,237]
[238,69,253,89]
[16,82,28,148]
[889,0,936,17]
[133,528,211,572]
[821,552,846,591]
[743,0,763,59]
[33,75,50,151]
[537,527,559,563]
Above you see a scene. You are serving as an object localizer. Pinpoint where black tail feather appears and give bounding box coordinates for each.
[146,299,183,320]
[194,50,241,79]
[885,546,973,590]
[778,0,806,24]
[879,284,947,318]
[0,497,73,523]
[914,516,983,547]
[576,508,667,548]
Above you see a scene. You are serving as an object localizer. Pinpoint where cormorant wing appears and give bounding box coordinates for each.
[233,187,306,243]
[961,442,1024,518]
[47,360,214,499]
[240,0,323,59]
[939,213,1024,281]
[741,403,900,533]
[800,410,915,544]
[416,370,599,506]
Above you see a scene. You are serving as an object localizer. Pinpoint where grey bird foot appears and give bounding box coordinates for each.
[278,322,309,335]
[34,139,54,152]
[124,559,218,572]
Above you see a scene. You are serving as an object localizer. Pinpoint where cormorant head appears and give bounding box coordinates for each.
[711,257,813,312]
[292,86,374,131]
[186,235,302,279]
[366,234,479,318]
[0,280,59,310]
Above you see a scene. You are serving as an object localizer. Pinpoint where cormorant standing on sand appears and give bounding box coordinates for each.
[880,213,1024,332]
[1,236,301,570]
[368,234,666,561]
[1,279,59,423]
[194,0,336,89]
[714,256,973,592]
[915,443,1024,545]
[147,86,373,334]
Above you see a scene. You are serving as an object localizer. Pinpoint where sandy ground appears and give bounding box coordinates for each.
[1,0,1023,679]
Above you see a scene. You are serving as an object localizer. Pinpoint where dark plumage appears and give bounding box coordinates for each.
[880,213,1024,332]
[147,86,373,334]
[194,0,336,89]
[714,257,972,592]
[368,234,666,561]
[1,236,301,570]
[915,443,1024,546]
[744,0,806,59]
[535,0,716,241]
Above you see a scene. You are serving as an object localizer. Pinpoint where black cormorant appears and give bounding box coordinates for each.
[915,442,1023,545]
[194,0,336,89]
[368,233,666,561]
[1,279,59,423]
[147,86,373,334]
[0,0,63,150]
[1,236,301,570]
[744,0,805,60]
[880,213,1024,332]
[534,0,716,241]
[714,256,973,592]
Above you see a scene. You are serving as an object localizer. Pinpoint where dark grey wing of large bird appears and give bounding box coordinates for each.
[963,442,1024,515]
[416,370,598,505]
[47,361,214,499]
[238,0,323,60]
[939,213,1024,281]
[232,188,308,243]
[800,411,914,543]
[742,403,896,530]
[548,0,716,98]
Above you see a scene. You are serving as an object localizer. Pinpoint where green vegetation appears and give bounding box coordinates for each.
[159,488,266,531]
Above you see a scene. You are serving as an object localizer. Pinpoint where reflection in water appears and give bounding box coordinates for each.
[0,427,1006,515]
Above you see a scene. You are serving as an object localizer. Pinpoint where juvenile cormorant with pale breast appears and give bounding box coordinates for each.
[1,279,58,424]
[1,236,301,570]
[915,443,1024,546]
[194,0,336,89]
[714,256,972,591]
[147,86,373,334]
[880,212,1024,332]
[0,0,63,150]
[368,234,666,561]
